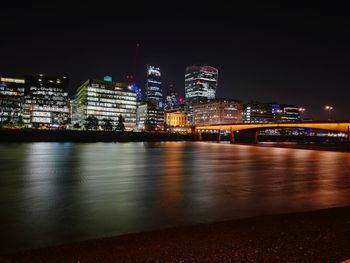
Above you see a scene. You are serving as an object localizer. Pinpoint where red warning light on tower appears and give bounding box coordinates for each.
[126,74,134,84]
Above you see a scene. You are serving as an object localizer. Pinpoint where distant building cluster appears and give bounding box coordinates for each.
[0,75,69,128]
[243,102,300,123]
[0,64,303,131]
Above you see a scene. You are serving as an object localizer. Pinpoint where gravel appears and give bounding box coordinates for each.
[1,206,349,262]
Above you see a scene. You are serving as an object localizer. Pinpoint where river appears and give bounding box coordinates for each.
[0,142,350,254]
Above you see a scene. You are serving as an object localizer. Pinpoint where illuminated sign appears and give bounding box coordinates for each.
[104,76,112,82]
[0,77,25,84]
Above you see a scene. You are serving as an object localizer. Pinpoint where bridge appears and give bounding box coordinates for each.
[195,121,350,144]
[195,121,350,133]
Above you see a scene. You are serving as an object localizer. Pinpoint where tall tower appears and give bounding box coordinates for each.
[145,65,163,109]
[164,85,179,110]
[185,65,218,106]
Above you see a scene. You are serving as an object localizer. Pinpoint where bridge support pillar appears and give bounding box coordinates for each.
[217,129,221,142]
[230,129,235,144]
[254,131,258,143]
[347,126,350,152]
[198,131,203,141]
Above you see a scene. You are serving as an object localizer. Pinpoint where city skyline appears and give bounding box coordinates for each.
[1,2,350,119]
[1,2,350,261]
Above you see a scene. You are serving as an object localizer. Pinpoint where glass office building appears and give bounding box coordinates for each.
[136,101,164,131]
[145,65,163,109]
[0,76,26,125]
[280,105,301,122]
[185,65,218,106]
[185,65,218,124]
[72,78,137,130]
[243,102,300,123]
[243,102,274,123]
[22,75,69,128]
[164,85,179,110]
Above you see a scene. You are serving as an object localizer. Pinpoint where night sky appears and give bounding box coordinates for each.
[1,1,350,119]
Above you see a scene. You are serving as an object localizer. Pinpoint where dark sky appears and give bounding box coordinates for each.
[1,1,350,119]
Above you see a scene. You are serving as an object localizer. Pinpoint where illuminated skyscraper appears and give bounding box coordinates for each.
[185,65,218,106]
[164,85,178,110]
[145,65,163,109]
[184,65,218,124]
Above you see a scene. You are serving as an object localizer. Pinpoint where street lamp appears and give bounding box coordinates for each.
[324,105,333,121]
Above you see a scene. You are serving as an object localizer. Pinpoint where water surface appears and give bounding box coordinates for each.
[0,142,350,254]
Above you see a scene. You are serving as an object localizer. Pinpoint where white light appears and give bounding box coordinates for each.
[0,77,25,83]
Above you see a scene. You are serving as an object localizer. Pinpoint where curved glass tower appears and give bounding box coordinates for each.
[185,65,218,106]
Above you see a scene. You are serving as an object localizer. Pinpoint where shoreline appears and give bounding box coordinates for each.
[1,206,349,262]
[0,129,349,152]
[0,129,196,143]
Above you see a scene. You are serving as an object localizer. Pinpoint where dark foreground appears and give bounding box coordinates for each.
[1,207,349,263]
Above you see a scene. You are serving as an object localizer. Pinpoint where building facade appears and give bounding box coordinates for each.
[280,105,301,122]
[243,102,301,123]
[185,65,218,106]
[23,75,69,128]
[243,102,274,123]
[72,78,137,130]
[165,111,187,127]
[0,76,26,126]
[164,85,178,110]
[136,101,164,131]
[145,65,163,109]
[193,99,243,125]
[184,65,218,125]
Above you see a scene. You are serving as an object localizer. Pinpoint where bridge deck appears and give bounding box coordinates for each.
[195,122,350,133]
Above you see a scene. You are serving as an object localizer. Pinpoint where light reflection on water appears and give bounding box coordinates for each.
[0,142,350,254]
